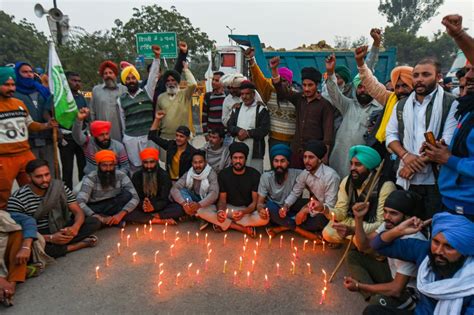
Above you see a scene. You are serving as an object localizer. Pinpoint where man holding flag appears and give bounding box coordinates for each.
[47,42,79,178]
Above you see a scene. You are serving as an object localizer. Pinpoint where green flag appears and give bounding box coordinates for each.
[48,42,77,129]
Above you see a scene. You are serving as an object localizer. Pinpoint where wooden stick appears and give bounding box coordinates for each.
[328,160,385,283]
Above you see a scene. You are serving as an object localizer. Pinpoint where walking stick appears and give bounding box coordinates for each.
[328,159,385,283]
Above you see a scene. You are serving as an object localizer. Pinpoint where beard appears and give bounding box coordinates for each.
[356,93,373,105]
[232,162,245,172]
[428,251,466,279]
[166,85,178,95]
[143,168,158,198]
[94,138,111,149]
[415,81,437,96]
[126,82,139,94]
[98,169,116,188]
[350,170,370,189]
[273,166,288,185]
[104,78,117,89]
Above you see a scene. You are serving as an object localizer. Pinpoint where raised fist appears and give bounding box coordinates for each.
[370,28,382,46]
[442,14,463,38]
[152,45,161,58]
[269,56,280,69]
[244,47,255,59]
[77,107,90,121]
[325,54,336,75]
[178,41,188,54]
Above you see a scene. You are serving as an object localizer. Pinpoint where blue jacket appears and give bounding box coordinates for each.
[438,113,474,215]
[371,234,474,314]
[9,211,38,239]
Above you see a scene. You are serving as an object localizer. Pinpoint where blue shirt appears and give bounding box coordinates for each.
[371,234,474,314]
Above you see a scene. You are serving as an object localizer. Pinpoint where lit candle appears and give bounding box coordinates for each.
[322,240,326,252]
[127,235,130,247]
[251,260,255,272]
[159,269,164,281]
[207,249,212,260]
[259,234,262,246]
[293,253,297,261]
[174,237,180,245]
[307,262,311,274]
[95,266,100,279]
[207,242,211,252]
[233,270,238,285]
[158,281,163,295]
[223,234,227,245]
[195,269,200,284]
[280,235,283,248]
[223,260,227,274]
[196,232,199,244]
[175,231,179,237]
[276,263,280,276]
[106,255,111,267]
[159,263,164,272]
[319,288,326,305]
[331,211,335,222]
[239,256,243,271]
[187,231,190,242]
[154,250,160,263]
[247,271,251,286]
[322,269,327,282]
[149,227,152,239]
[253,249,257,260]
[132,252,137,263]
[291,237,294,249]
[135,227,139,238]
[162,229,166,240]
[291,261,296,275]
[294,246,298,258]
[303,240,308,251]
[170,244,174,257]
[117,242,121,255]
[175,272,181,286]
[188,263,193,276]
[243,234,247,244]
[264,274,269,289]
[143,224,147,234]
[205,258,209,272]
[268,235,272,248]
[165,222,168,232]
[313,240,317,251]
[204,233,208,245]
[242,245,246,257]
[120,228,124,240]
[149,219,152,226]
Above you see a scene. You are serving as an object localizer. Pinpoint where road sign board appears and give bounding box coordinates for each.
[135,32,177,59]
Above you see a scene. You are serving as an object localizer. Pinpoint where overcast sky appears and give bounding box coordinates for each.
[1,0,473,49]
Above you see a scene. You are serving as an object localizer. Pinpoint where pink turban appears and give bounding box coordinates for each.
[278,67,293,84]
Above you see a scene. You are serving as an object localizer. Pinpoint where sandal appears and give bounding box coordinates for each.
[26,262,44,278]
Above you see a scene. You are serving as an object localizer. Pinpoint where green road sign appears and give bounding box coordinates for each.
[135,32,177,59]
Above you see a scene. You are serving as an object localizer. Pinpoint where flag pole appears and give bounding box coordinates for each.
[48,41,60,179]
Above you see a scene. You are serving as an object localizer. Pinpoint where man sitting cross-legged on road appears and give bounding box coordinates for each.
[7,159,101,258]
[170,150,219,229]
[343,190,426,313]
[266,141,340,241]
[77,150,139,227]
[212,142,268,237]
[129,148,183,225]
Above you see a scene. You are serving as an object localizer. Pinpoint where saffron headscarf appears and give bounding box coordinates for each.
[95,150,116,163]
[391,66,413,89]
[121,65,141,84]
[14,62,51,100]
[349,145,381,170]
[432,212,474,256]
[99,61,119,76]
[140,148,159,161]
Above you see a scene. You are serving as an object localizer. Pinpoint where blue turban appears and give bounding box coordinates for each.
[14,62,51,100]
[0,67,16,85]
[270,144,291,161]
[432,212,474,256]
[349,145,381,170]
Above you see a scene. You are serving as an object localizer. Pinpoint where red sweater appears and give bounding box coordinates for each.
[0,97,44,155]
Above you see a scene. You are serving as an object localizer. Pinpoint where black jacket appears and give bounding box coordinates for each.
[148,130,197,179]
[131,166,172,212]
[227,101,270,159]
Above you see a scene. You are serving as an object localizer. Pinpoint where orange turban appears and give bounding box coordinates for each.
[140,148,159,161]
[391,66,413,89]
[99,60,119,76]
[95,150,116,163]
[90,121,111,138]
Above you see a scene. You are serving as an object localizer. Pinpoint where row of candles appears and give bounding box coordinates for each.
[95,221,329,302]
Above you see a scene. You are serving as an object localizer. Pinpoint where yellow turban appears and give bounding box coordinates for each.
[390,66,413,89]
[121,65,140,84]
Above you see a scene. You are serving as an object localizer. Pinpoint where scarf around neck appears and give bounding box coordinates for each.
[14,62,51,100]
[185,164,212,199]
